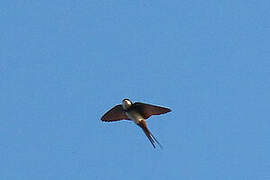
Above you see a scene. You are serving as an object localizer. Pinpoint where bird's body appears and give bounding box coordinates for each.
[125,110,144,124]
[101,99,171,148]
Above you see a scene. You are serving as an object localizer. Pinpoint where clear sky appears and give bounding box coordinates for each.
[0,0,269,179]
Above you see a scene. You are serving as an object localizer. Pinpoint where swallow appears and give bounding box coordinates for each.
[101,99,171,148]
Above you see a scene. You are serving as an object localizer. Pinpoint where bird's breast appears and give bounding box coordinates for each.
[125,110,144,124]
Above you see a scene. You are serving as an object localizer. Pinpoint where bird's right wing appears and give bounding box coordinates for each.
[101,105,130,122]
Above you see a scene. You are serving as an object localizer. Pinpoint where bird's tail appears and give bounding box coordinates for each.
[138,120,163,149]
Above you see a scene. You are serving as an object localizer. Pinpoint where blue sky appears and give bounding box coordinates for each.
[1,0,270,179]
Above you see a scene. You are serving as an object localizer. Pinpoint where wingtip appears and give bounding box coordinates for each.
[165,107,171,113]
[101,116,110,122]
[101,116,105,121]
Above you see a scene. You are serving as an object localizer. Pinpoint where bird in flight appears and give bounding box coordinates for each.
[101,99,171,148]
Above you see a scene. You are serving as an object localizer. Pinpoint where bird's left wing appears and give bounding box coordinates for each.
[101,105,130,122]
[133,102,171,119]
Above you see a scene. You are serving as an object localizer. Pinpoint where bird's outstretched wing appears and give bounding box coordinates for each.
[101,105,130,122]
[133,102,171,119]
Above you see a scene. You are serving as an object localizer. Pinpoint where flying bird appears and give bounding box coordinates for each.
[101,99,171,148]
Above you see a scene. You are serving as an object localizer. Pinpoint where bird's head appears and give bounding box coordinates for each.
[122,99,132,110]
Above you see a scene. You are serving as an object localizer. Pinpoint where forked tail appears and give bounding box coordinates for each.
[138,120,163,149]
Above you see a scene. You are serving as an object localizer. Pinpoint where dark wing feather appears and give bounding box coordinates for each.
[133,102,171,119]
[101,105,130,122]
